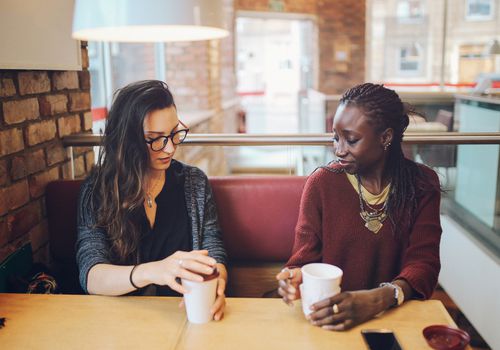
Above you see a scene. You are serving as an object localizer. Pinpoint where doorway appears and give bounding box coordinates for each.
[233,13,317,174]
[236,14,316,133]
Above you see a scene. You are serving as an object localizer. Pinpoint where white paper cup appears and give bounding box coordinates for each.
[300,263,343,316]
[300,284,341,316]
[181,270,218,324]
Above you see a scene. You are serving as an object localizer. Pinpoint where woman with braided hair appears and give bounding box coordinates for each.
[276,83,442,330]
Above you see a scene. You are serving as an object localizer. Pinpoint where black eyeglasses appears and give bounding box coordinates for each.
[144,120,189,151]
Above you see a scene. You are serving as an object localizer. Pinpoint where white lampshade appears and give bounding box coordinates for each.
[72,0,229,42]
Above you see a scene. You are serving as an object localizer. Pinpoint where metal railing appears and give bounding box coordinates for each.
[62,132,500,147]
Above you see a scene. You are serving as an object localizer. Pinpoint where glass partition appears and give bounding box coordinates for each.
[65,133,500,258]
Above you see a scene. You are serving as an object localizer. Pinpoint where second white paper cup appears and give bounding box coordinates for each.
[300,263,343,316]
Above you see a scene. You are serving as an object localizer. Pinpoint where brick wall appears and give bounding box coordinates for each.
[318,0,365,94]
[235,0,366,94]
[165,41,212,110]
[0,43,93,265]
[236,0,316,13]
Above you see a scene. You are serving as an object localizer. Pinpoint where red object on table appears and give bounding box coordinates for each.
[423,325,471,350]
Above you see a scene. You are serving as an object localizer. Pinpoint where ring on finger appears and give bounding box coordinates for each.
[332,303,339,314]
[281,268,294,279]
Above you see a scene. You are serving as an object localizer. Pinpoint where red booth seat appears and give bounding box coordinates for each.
[46,176,306,297]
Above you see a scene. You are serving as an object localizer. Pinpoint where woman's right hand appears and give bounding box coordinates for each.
[276,267,302,306]
[138,250,216,294]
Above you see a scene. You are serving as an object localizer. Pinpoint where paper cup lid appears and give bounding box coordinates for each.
[422,325,470,350]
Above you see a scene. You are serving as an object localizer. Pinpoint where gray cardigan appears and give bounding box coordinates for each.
[76,160,227,293]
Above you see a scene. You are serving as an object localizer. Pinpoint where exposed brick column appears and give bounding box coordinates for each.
[0,42,93,265]
[317,0,365,94]
[235,0,365,94]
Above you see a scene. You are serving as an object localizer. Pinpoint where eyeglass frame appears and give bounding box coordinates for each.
[144,120,190,152]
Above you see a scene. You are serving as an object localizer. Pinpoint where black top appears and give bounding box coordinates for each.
[137,161,192,296]
[76,160,226,295]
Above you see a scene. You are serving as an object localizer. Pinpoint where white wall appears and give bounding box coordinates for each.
[439,215,500,350]
[0,0,81,70]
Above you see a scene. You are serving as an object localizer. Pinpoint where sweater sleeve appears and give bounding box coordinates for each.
[395,172,442,299]
[76,176,111,294]
[195,170,227,265]
[286,172,323,267]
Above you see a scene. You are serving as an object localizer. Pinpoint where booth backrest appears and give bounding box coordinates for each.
[46,176,307,296]
[46,180,83,293]
[210,176,305,262]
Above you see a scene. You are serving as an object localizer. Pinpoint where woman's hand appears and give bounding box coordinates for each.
[276,268,302,305]
[210,263,227,321]
[308,288,393,331]
[137,250,216,293]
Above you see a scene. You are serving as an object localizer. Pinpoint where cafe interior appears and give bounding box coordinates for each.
[0,0,499,349]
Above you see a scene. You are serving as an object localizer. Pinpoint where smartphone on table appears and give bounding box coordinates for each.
[361,329,403,350]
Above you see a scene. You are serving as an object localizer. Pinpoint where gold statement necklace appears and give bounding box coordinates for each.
[145,174,164,208]
[356,175,388,234]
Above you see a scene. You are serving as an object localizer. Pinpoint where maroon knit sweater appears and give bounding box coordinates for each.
[286,163,442,299]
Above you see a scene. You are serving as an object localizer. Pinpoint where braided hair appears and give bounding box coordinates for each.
[339,83,438,236]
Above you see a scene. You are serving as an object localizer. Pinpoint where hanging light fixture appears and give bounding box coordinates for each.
[72,0,229,42]
[485,39,500,55]
[406,42,420,58]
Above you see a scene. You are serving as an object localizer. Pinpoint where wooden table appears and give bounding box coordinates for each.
[0,293,463,349]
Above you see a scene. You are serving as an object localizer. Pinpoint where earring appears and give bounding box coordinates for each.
[384,142,391,151]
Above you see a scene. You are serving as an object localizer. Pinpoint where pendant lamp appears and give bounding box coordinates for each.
[72,0,229,42]
[485,39,500,56]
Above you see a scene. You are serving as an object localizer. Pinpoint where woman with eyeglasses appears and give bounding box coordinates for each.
[276,83,442,330]
[76,80,227,321]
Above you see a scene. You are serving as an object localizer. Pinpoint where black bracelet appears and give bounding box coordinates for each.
[129,264,140,289]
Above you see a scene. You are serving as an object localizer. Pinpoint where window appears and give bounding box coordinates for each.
[466,0,494,21]
[367,0,498,89]
[396,0,423,22]
[458,44,494,82]
[398,44,421,75]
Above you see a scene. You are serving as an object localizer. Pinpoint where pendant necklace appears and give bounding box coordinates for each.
[145,174,164,208]
[356,175,388,234]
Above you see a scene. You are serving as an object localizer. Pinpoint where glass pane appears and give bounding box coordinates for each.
[84,139,500,258]
[172,143,334,177]
[110,43,156,90]
[367,0,500,92]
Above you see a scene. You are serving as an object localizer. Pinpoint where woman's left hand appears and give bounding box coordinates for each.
[211,263,227,321]
[308,288,391,331]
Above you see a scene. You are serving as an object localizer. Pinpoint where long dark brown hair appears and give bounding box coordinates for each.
[90,80,176,263]
[339,83,440,235]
